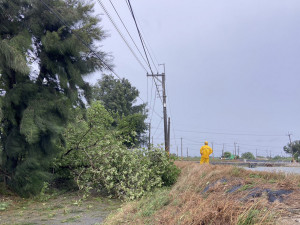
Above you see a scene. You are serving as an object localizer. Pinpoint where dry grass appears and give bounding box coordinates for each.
[104,162,300,225]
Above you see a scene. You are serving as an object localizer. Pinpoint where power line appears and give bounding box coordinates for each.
[125,0,153,74]
[153,117,163,137]
[107,0,150,69]
[125,0,159,73]
[39,0,146,104]
[174,129,286,137]
[96,0,148,73]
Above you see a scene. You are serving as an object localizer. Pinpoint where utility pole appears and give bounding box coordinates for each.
[237,146,240,157]
[148,123,151,149]
[234,142,237,158]
[187,147,189,158]
[181,137,183,160]
[287,132,293,144]
[287,132,294,161]
[168,117,170,155]
[222,144,224,158]
[147,64,170,154]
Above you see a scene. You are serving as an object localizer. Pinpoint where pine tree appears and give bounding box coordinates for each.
[0,0,109,196]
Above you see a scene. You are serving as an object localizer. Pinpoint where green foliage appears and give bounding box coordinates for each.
[0,202,10,211]
[55,102,180,200]
[0,0,109,196]
[241,152,255,160]
[223,152,231,158]
[92,74,147,147]
[237,209,260,225]
[283,141,300,160]
[137,188,171,217]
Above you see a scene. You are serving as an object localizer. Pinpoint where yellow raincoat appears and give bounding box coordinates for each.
[200,141,213,164]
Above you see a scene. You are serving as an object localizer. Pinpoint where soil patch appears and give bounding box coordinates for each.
[0,192,121,225]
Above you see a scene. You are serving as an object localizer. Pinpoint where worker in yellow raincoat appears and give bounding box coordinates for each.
[200,141,213,164]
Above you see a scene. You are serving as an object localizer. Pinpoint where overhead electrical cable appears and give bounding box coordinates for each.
[39,0,146,104]
[124,0,159,73]
[96,0,148,73]
[107,0,150,69]
[175,129,286,137]
[125,0,154,74]
[153,117,163,137]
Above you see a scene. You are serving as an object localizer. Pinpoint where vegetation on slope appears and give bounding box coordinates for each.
[104,162,300,225]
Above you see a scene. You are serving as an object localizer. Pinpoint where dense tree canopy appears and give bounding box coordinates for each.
[223,152,231,158]
[0,0,109,196]
[92,75,147,147]
[283,141,300,160]
[241,152,255,160]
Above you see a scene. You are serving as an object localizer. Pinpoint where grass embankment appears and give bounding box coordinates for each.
[104,162,300,225]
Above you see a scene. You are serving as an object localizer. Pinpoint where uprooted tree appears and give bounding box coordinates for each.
[0,0,109,196]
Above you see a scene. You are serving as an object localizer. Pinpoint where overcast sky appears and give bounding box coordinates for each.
[88,0,300,157]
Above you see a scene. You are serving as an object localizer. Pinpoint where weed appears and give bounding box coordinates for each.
[237,209,259,225]
[231,166,243,176]
[239,184,254,191]
[249,174,261,179]
[268,179,276,184]
[47,213,55,218]
[0,201,10,211]
[61,215,81,223]
[138,188,171,217]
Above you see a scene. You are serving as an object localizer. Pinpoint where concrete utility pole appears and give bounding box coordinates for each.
[237,146,240,157]
[234,142,237,157]
[287,132,294,161]
[147,64,170,154]
[148,123,151,149]
[222,144,224,158]
[181,137,183,160]
[168,117,170,155]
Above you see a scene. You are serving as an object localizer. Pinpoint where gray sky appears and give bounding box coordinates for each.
[89,0,300,157]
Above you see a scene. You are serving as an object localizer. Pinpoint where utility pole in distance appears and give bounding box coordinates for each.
[147,65,170,154]
[234,142,237,158]
[287,132,294,161]
[148,123,151,150]
[168,117,170,155]
[181,137,183,160]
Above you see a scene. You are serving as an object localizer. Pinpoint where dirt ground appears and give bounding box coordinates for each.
[0,192,121,225]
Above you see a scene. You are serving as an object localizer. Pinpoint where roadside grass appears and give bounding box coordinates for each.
[104,161,300,225]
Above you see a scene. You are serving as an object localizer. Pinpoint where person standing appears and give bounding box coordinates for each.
[200,141,213,164]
